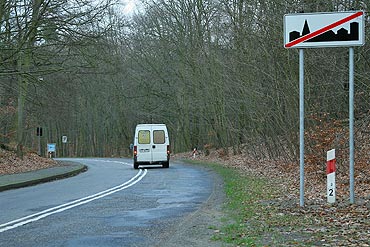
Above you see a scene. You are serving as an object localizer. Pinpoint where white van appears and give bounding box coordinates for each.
[133,124,170,169]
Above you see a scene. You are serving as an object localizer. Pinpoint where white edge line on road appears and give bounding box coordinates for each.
[0,160,147,233]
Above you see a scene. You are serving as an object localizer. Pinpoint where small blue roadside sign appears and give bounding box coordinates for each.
[47,143,56,152]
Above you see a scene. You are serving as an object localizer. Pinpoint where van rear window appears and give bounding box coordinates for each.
[138,130,150,144]
[153,130,165,144]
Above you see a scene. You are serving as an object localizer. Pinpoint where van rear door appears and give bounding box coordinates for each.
[137,128,151,162]
[151,128,168,162]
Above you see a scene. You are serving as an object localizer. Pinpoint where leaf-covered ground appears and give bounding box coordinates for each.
[0,148,59,175]
[176,148,369,246]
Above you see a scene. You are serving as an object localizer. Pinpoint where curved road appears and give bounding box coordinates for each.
[0,158,223,247]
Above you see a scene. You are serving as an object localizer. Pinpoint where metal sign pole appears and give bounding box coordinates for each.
[349,47,355,203]
[38,135,41,156]
[299,49,305,207]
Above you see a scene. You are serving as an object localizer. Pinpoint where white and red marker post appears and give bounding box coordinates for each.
[327,149,336,203]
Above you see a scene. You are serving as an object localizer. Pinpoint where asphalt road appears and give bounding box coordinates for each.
[0,158,222,247]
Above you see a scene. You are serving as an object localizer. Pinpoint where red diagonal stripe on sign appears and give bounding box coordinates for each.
[285,11,363,48]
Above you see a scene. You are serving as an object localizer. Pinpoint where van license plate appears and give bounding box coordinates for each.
[139,149,150,152]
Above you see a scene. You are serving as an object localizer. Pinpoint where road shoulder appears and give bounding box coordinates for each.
[156,164,229,247]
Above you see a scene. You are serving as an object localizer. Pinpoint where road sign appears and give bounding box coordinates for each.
[36,127,42,136]
[284,11,365,206]
[284,11,365,48]
[47,143,56,152]
[62,136,67,143]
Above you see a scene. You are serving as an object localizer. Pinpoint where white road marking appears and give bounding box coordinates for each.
[0,160,147,233]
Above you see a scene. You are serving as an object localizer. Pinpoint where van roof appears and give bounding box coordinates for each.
[136,124,167,128]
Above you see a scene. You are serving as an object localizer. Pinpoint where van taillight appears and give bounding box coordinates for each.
[134,146,137,156]
[167,145,170,155]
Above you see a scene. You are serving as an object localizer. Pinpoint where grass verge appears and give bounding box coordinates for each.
[185,160,310,246]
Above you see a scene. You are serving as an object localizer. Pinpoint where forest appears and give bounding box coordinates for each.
[1,0,369,166]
